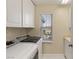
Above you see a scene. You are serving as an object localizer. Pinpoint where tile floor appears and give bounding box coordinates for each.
[42,54,65,59]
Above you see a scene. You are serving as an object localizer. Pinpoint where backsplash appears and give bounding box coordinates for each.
[6,28,29,41]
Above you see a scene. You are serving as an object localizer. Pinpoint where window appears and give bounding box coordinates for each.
[40,14,52,42]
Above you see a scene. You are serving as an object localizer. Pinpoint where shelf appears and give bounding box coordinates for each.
[42,40,52,43]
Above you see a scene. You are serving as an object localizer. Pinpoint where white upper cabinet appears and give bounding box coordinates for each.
[68,7,72,31]
[7,0,22,27]
[23,0,35,27]
[7,0,35,28]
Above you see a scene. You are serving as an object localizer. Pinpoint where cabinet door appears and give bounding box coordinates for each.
[37,38,43,59]
[7,0,22,27]
[23,0,35,28]
[65,40,73,59]
[68,7,72,31]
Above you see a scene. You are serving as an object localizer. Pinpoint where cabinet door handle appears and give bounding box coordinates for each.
[68,44,73,48]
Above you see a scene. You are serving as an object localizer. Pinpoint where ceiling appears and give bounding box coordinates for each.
[32,0,72,5]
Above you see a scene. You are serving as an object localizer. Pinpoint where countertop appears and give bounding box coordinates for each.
[7,43,38,59]
[64,36,72,42]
